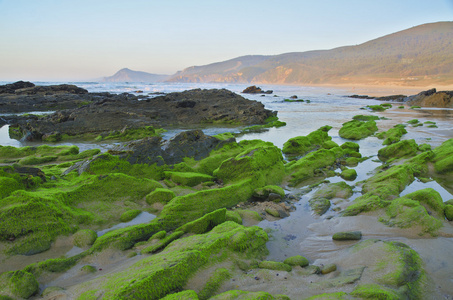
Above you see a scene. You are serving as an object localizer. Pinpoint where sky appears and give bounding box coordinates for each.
[0,0,452,81]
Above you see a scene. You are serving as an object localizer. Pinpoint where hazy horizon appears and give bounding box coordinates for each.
[1,0,452,81]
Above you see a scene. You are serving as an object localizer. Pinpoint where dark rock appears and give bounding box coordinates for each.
[289,95,298,99]
[116,130,235,166]
[404,88,453,108]
[13,165,46,182]
[0,81,35,94]
[242,86,273,94]
[11,88,275,140]
[332,231,362,240]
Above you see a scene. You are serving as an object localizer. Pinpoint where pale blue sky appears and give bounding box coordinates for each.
[0,0,452,81]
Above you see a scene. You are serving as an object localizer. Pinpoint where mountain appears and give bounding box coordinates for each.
[103,68,170,82]
[167,22,453,86]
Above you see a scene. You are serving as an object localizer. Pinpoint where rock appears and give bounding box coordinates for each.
[120,130,234,166]
[146,188,176,205]
[0,270,39,299]
[73,229,97,248]
[320,263,337,274]
[242,85,273,94]
[332,231,362,240]
[0,81,35,94]
[265,207,280,217]
[404,88,453,108]
[339,120,378,140]
[10,88,276,140]
[377,139,418,161]
[445,205,453,221]
[258,261,292,272]
[340,168,357,181]
[283,255,309,267]
[80,265,97,273]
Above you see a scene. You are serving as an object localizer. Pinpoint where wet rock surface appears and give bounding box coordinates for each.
[2,84,276,141]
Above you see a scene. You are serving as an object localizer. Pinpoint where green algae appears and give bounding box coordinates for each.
[77,222,268,300]
[210,290,284,300]
[258,261,292,272]
[353,114,380,121]
[120,209,142,222]
[351,284,401,299]
[340,168,357,181]
[305,292,349,300]
[339,120,378,140]
[367,105,387,111]
[377,139,419,161]
[166,171,214,187]
[73,229,97,248]
[199,268,232,300]
[160,290,199,300]
[176,208,227,235]
[282,126,332,156]
[283,255,309,267]
[431,138,453,174]
[0,270,39,299]
[146,188,176,205]
[376,124,407,145]
[252,185,285,200]
[95,126,165,141]
[226,210,242,224]
[445,205,453,221]
[141,231,185,254]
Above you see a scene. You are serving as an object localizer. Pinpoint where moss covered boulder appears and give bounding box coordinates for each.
[258,261,292,272]
[282,126,332,156]
[376,124,407,145]
[166,171,214,187]
[283,255,309,267]
[339,120,378,140]
[377,139,419,161]
[73,229,97,248]
[76,222,269,299]
[340,168,357,181]
[0,270,39,299]
[146,188,176,205]
[432,138,453,174]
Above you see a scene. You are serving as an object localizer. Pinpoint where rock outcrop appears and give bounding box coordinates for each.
[4,86,276,141]
[404,88,453,108]
[242,85,273,94]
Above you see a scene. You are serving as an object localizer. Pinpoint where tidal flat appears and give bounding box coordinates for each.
[0,82,452,299]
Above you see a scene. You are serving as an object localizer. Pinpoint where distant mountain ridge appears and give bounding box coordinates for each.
[103,68,169,82]
[166,22,453,86]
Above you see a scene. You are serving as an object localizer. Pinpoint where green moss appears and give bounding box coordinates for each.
[166,171,214,187]
[445,205,453,221]
[120,209,142,222]
[305,292,349,299]
[226,210,242,224]
[236,209,263,223]
[97,126,164,141]
[241,118,286,133]
[283,255,309,267]
[410,106,421,109]
[81,265,97,273]
[376,124,407,145]
[213,142,285,185]
[351,284,401,299]
[282,126,332,155]
[19,155,58,165]
[309,198,331,215]
[160,290,199,300]
[398,105,405,109]
[258,261,292,272]
[340,168,357,181]
[0,270,39,299]
[146,188,176,205]
[199,268,232,300]
[253,185,285,200]
[78,222,268,299]
[342,194,391,216]
[210,290,281,300]
[404,188,445,216]
[286,147,345,186]
[407,119,419,124]
[0,177,23,199]
[432,139,453,174]
[367,105,387,111]
[332,231,362,240]
[149,230,166,240]
[73,229,97,248]
[141,231,185,254]
[213,132,235,141]
[378,139,418,161]
[382,194,443,235]
[339,120,378,140]
[353,114,380,121]
[176,208,227,234]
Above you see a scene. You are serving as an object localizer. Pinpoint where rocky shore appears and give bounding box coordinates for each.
[349,88,453,108]
[0,82,452,299]
[0,82,277,142]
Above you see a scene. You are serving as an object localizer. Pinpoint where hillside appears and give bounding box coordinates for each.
[103,68,170,82]
[167,22,453,86]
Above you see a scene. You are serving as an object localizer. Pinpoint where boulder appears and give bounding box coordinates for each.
[242,85,273,94]
[404,88,453,108]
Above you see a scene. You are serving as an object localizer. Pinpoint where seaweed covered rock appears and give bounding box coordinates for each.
[308,181,353,215]
[283,255,309,267]
[73,229,97,248]
[377,139,419,161]
[376,124,407,145]
[146,188,176,205]
[76,222,269,299]
[431,138,453,174]
[339,120,378,140]
[282,126,333,156]
[0,270,39,299]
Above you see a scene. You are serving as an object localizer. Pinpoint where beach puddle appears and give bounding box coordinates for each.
[96,212,156,236]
